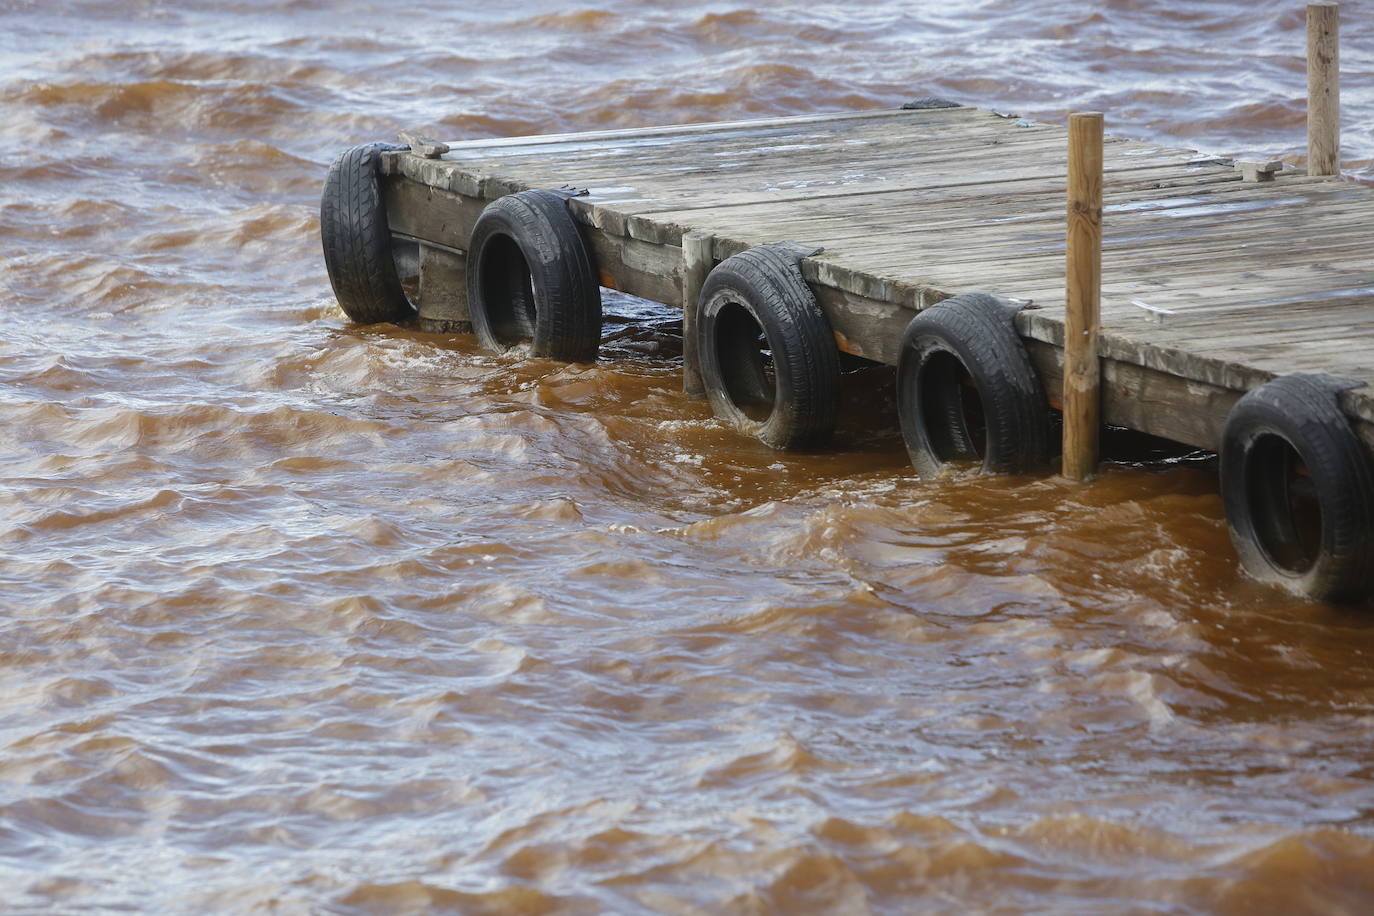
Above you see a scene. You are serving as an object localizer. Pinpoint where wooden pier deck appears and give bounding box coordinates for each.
[377,104,1374,453]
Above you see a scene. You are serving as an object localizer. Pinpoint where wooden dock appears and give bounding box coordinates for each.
[378,104,1374,454]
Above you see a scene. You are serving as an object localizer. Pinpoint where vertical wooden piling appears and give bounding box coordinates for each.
[417,244,471,334]
[1063,112,1103,482]
[681,230,714,397]
[1307,2,1340,177]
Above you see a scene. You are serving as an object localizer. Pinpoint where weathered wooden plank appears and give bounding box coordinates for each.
[810,283,916,365]
[437,109,1033,171]
[1005,269,1374,320]
[849,237,1374,303]
[730,188,1369,265]
[1027,341,1239,451]
[382,177,483,250]
[587,233,683,306]
[435,134,1222,208]
[438,130,1164,194]
[398,130,1246,227]
[438,105,987,152]
[566,154,1229,218]
[606,173,1353,257]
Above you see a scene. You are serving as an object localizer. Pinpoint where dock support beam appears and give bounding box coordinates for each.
[1307,2,1340,177]
[681,230,714,397]
[417,244,471,333]
[1063,112,1103,482]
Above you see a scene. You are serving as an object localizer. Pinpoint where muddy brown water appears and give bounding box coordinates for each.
[4,1,1374,912]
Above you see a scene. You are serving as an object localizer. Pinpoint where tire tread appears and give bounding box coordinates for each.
[897,293,1049,477]
[1221,374,1374,602]
[466,190,601,362]
[320,144,414,324]
[696,246,841,449]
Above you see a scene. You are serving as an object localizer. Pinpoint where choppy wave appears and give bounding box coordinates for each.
[4,0,1374,911]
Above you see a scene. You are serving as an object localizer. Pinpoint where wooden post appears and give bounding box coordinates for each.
[1063,112,1103,482]
[1307,2,1340,177]
[417,243,470,334]
[681,230,714,397]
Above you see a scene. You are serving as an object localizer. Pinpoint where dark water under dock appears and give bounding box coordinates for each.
[3,1,1374,911]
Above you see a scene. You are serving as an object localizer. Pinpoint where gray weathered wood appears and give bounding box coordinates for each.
[398,131,451,159]
[680,231,713,398]
[375,105,1374,453]
[1236,159,1284,182]
[417,244,469,333]
[1308,2,1341,176]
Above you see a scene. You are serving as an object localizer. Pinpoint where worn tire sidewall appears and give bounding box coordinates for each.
[694,247,840,450]
[466,192,600,361]
[897,298,1048,478]
[897,332,970,478]
[698,279,777,440]
[697,261,823,447]
[465,203,525,354]
[1221,386,1374,601]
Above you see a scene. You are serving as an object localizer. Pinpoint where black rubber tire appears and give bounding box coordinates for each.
[465,190,601,362]
[695,245,840,450]
[1220,374,1374,603]
[896,293,1049,477]
[320,143,416,325]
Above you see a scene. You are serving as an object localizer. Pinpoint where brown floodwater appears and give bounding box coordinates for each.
[4,1,1374,912]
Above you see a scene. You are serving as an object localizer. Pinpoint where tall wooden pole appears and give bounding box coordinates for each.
[1063,112,1103,482]
[1307,2,1340,177]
